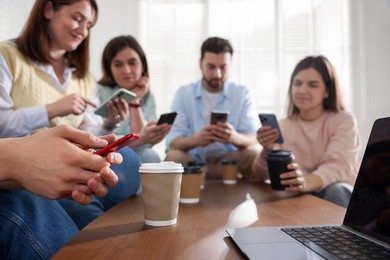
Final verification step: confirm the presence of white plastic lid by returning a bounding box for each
[139,161,184,173]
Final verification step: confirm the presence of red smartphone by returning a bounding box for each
[95,133,140,156]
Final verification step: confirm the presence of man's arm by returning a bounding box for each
[210,121,257,149]
[169,125,215,151]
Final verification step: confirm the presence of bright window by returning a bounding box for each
[138,0,351,118]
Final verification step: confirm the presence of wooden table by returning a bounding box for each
[53,181,346,259]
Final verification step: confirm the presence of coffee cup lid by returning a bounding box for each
[266,149,295,160]
[221,159,237,165]
[139,161,184,173]
[183,166,202,174]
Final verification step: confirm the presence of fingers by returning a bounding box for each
[87,176,108,197]
[72,190,93,205]
[84,97,98,108]
[55,125,108,149]
[87,166,118,197]
[99,166,119,187]
[105,152,123,165]
[257,126,279,147]
[280,168,305,192]
[107,98,129,121]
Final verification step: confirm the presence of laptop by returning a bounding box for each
[227,117,390,260]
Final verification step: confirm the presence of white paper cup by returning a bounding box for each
[139,162,183,226]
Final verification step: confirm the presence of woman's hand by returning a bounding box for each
[129,76,149,101]
[280,163,323,193]
[256,126,280,150]
[137,121,172,146]
[102,97,130,131]
[46,93,97,119]
[279,163,306,192]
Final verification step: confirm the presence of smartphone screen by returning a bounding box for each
[157,112,178,125]
[259,113,284,144]
[210,110,229,125]
[95,133,140,156]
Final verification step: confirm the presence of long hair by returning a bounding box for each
[14,0,98,78]
[98,35,149,87]
[287,55,345,117]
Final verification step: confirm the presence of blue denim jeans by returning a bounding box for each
[0,147,141,259]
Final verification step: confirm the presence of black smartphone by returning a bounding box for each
[95,133,140,156]
[259,113,284,144]
[157,112,178,125]
[210,110,229,125]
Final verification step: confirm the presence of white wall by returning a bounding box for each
[2,0,390,156]
[350,0,390,150]
[90,0,139,79]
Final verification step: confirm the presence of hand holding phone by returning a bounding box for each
[259,113,284,144]
[157,112,178,125]
[95,133,139,156]
[95,89,137,118]
[210,110,229,125]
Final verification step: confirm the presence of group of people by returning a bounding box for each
[0,0,361,259]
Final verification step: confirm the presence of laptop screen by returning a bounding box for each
[344,117,390,244]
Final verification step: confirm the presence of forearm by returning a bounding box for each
[252,149,269,180]
[129,104,145,133]
[0,138,20,184]
[304,174,323,192]
[170,135,199,151]
[0,106,48,137]
[232,133,257,149]
[0,181,22,190]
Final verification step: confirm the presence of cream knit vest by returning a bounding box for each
[0,41,95,133]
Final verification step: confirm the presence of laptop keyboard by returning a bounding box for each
[281,226,390,259]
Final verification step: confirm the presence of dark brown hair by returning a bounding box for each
[98,35,149,87]
[287,55,345,117]
[200,37,234,60]
[15,0,98,78]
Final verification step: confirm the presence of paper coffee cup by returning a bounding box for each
[180,166,202,204]
[187,161,207,189]
[139,161,183,226]
[266,150,295,190]
[222,160,238,185]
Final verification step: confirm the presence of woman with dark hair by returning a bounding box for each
[0,1,140,258]
[252,55,361,207]
[98,35,171,162]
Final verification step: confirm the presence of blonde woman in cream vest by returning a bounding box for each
[0,0,140,235]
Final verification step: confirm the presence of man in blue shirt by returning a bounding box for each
[165,37,259,178]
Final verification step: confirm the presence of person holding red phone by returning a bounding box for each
[0,1,140,258]
[0,125,125,259]
[98,35,172,163]
[252,56,361,207]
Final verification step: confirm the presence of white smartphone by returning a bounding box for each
[95,89,137,118]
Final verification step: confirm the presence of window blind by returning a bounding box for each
[139,0,351,117]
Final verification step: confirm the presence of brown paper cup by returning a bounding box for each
[140,162,183,226]
[180,172,202,204]
[222,160,238,185]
